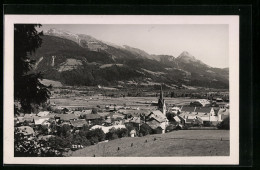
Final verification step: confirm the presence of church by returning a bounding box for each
[158,85,167,115]
[146,85,169,133]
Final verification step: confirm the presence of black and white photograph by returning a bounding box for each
[4,15,239,165]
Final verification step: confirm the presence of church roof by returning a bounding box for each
[148,110,167,123]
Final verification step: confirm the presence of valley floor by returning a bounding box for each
[66,130,229,157]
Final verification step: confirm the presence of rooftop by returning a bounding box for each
[181,106,196,112]
[85,114,101,120]
[70,119,88,128]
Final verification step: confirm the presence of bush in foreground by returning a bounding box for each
[217,116,230,130]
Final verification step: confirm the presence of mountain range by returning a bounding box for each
[30,28,229,89]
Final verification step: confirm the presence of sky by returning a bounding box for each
[39,24,229,68]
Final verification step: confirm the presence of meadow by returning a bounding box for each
[66,130,229,157]
[50,96,198,109]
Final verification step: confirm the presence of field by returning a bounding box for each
[50,96,198,109]
[66,130,229,157]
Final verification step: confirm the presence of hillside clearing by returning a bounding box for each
[66,130,229,157]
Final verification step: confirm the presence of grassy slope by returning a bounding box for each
[67,130,229,157]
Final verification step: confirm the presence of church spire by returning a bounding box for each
[160,84,163,100]
[158,84,166,115]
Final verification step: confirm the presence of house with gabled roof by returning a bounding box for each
[146,110,168,133]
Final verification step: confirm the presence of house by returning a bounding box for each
[180,106,196,119]
[196,107,215,116]
[130,129,137,137]
[110,112,125,119]
[84,114,101,124]
[146,120,161,130]
[37,111,50,117]
[33,117,50,126]
[146,110,169,133]
[16,126,35,139]
[23,114,36,123]
[70,119,88,130]
[196,99,210,107]
[128,117,141,124]
[55,114,78,123]
[85,114,101,120]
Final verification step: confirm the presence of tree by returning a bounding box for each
[217,116,230,130]
[14,24,51,113]
[91,108,98,114]
[170,91,175,98]
[57,124,71,137]
[139,124,153,136]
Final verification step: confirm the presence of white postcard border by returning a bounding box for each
[4,15,239,165]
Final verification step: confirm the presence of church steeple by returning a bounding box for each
[160,85,163,100]
[158,84,166,115]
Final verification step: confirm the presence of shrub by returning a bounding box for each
[139,124,153,136]
[39,125,49,135]
[86,128,105,143]
[166,124,175,132]
[91,108,98,114]
[152,127,163,134]
[166,112,175,122]
[57,124,71,137]
[217,116,230,130]
[203,121,213,127]
[116,128,128,138]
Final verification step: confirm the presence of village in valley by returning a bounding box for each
[13,24,230,157]
[14,84,230,157]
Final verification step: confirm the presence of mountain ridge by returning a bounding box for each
[31,29,229,89]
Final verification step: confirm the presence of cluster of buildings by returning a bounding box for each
[14,87,169,145]
[173,106,229,126]
[14,86,229,152]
